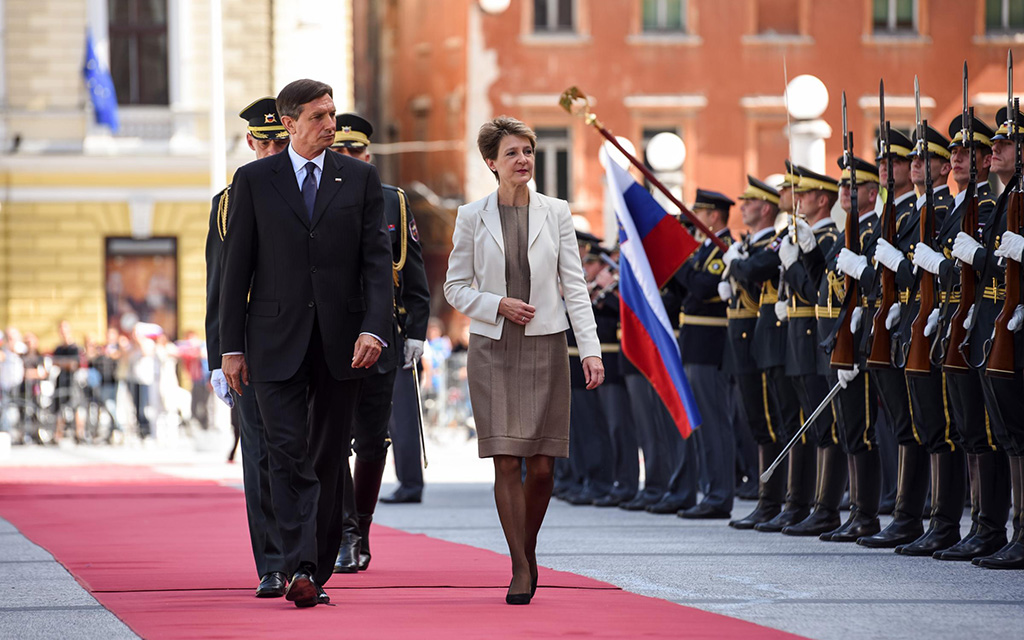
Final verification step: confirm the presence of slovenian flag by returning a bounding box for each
[605,161,701,437]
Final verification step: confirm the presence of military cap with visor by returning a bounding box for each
[333,113,374,148]
[876,129,914,161]
[992,106,1024,141]
[238,97,289,140]
[947,114,994,149]
[908,125,951,160]
[837,155,880,185]
[738,175,780,205]
[693,189,735,211]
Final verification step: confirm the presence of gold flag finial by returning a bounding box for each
[559,86,602,128]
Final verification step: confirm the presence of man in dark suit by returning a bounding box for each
[206,97,289,598]
[219,79,395,607]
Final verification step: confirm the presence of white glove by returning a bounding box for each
[851,307,863,333]
[995,231,1024,263]
[779,235,800,269]
[722,243,744,267]
[885,302,901,330]
[963,304,976,331]
[1009,304,1024,332]
[912,243,945,275]
[924,308,941,337]
[211,369,234,408]
[717,280,734,301]
[837,364,860,389]
[952,231,983,265]
[837,248,868,280]
[403,338,425,370]
[874,239,906,272]
[795,218,816,253]
[774,299,789,322]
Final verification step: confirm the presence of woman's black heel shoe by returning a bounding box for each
[506,579,533,605]
[531,575,538,597]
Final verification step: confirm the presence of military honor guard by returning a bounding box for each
[951,106,1024,569]
[721,177,801,529]
[776,166,848,536]
[328,114,431,573]
[671,189,736,519]
[205,98,289,598]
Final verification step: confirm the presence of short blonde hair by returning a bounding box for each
[477,116,537,182]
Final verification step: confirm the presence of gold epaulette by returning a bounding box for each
[217,187,231,241]
[759,280,779,306]
[679,313,729,327]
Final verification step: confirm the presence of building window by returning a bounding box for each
[872,0,917,34]
[642,0,686,32]
[757,0,799,35]
[986,0,1024,32]
[534,128,572,202]
[533,0,575,33]
[108,0,169,105]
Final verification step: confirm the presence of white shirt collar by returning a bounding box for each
[915,184,949,210]
[811,217,833,231]
[894,190,916,206]
[858,211,875,224]
[287,144,326,186]
[954,189,967,210]
[749,226,774,244]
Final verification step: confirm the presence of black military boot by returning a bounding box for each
[354,456,387,571]
[784,445,847,536]
[730,442,785,530]
[827,450,881,543]
[756,440,815,532]
[935,451,1010,561]
[334,466,361,574]
[975,456,1024,570]
[858,444,928,548]
[897,450,966,556]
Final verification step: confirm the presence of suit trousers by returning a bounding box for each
[253,316,360,586]
[388,365,424,493]
[792,373,839,449]
[685,363,735,511]
[569,386,614,497]
[232,384,285,578]
[979,371,1024,457]
[596,380,640,498]
[827,369,878,455]
[353,367,397,461]
[624,373,671,500]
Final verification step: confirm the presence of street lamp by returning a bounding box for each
[599,136,637,171]
[478,0,511,14]
[784,74,832,173]
[645,132,686,216]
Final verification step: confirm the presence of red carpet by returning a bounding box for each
[0,465,808,639]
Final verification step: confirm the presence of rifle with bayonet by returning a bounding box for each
[942,63,978,372]
[905,76,938,377]
[867,79,898,368]
[830,91,860,370]
[985,94,1023,378]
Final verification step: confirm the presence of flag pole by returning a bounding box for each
[208,0,226,197]
[559,87,729,252]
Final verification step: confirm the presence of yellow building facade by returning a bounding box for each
[0,0,353,348]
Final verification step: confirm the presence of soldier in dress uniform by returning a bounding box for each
[205,97,289,598]
[776,166,847,536]
[853,126,954,549]
[811,155,882,542]
[949,107,1024,568]
[665,189,735,519]
[722,177,802,529]
[329,114,431,573]
[898,114,997,556]
[585,240,641,507]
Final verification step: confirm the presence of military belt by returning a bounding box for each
[600,343,621,353]
[939,290,960,304]
[816,305,841,319]
[787,306,817,318]
[727,308,758,320]
[984,285,1006,302]
[679,313,729,327]
[898,289,921,304]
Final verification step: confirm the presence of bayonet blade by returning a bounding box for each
[842,91,849,156]
[879,79,886,141]
[1009,50,1014,126]
[914,75,922,129]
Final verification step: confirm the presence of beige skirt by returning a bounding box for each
[467,328,570,458]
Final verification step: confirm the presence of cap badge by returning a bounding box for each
[264,113,276,124]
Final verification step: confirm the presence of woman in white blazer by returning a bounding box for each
[445,117,603,605]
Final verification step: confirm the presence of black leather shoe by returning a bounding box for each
[827,512,880,543]
[934,530,1008,561]
[285,570,319,608]
[782,510,841,537]
[729,502,781,530]
[316,585,331,605]
[334,532,361,573]
[754,507,811,533]
[856,516,924,548]
[565,490,596,506]
[895,523,961,556]
[255,572,287,598]
[646,497,693,514]
[592,494,624,507]
[677,503,731,519]
[379,487,422,504]
[618,494,655,511]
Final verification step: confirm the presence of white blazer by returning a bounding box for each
[444,190,601,360]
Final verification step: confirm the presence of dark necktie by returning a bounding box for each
[302,161,317,221]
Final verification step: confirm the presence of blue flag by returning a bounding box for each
[83,33,119,132]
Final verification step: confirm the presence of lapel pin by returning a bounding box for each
[335,177,343,182]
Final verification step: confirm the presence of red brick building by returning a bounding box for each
[354,0,1023,296]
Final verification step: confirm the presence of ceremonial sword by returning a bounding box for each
[760,380,843,483]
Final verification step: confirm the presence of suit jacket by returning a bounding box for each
[672,229,731,367]
[443,190,600,360]
[219,147,396,382]
[784,220,838,376]
[723,230,773,375]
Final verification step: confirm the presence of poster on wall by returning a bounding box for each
[105,237,178,340]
